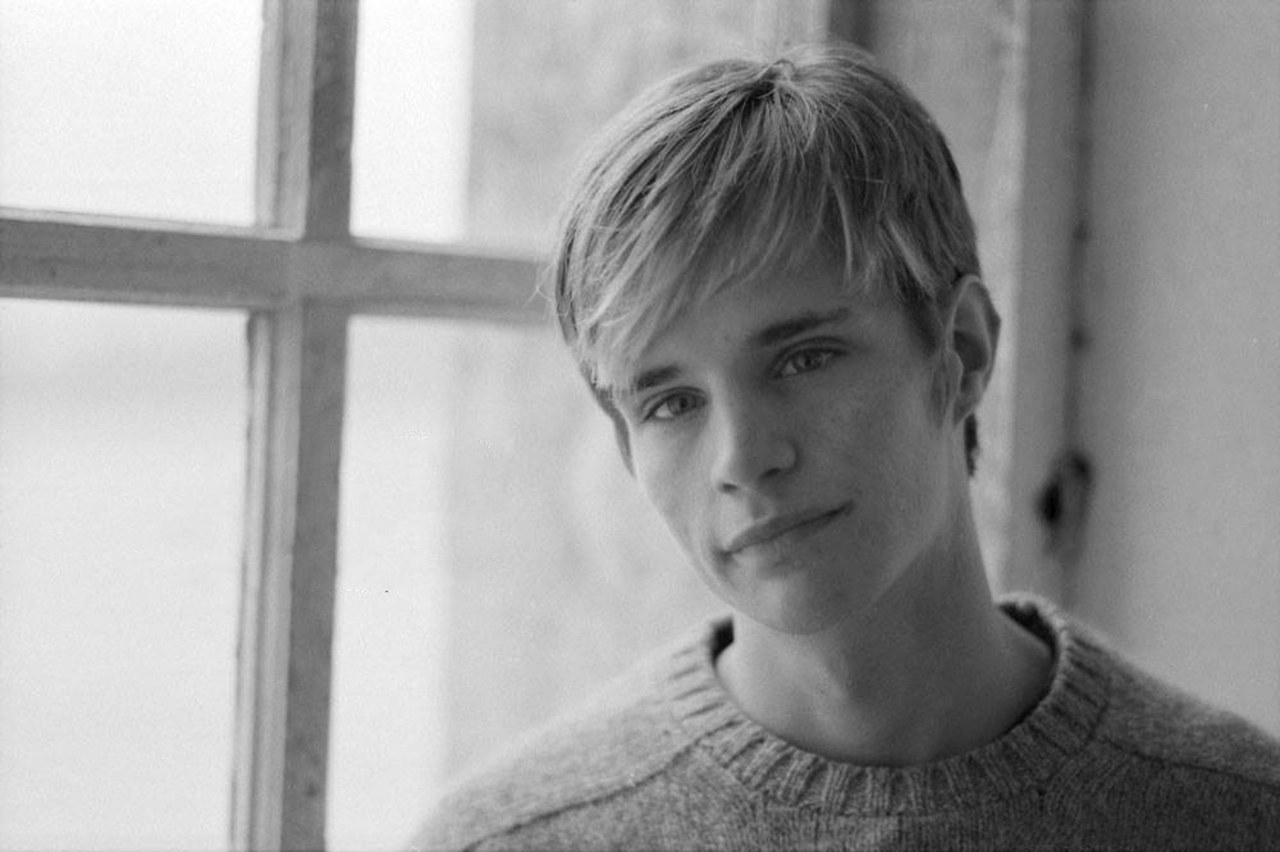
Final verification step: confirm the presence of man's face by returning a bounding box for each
[610,257,968,635]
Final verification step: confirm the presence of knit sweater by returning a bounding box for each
[411,596,1280,850]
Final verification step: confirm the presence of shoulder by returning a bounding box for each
[408,625,716,851]
[1001,593,1280,793]
[1074,642,1280,845]
[1092,643,1280,792]
[1004,596,1280,845]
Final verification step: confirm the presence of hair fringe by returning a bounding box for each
[552,43,980,389]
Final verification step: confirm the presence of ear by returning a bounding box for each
[942,275,1000,422]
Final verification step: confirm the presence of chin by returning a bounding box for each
[728,579,870,637]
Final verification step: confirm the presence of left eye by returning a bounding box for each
[776,348,837,378]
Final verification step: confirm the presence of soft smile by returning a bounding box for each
[722,504,851,556]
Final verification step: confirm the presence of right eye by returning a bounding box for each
[644,391,703,422]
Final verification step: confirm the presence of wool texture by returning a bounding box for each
[411,596,1280,850]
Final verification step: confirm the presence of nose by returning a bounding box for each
[708,396,797,493]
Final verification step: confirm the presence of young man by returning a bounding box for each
[414,45,1280,850]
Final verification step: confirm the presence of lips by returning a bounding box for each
[722,504,850,555]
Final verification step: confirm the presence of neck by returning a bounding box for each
[715,518,1051,766]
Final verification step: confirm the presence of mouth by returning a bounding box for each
[722,504,851,556]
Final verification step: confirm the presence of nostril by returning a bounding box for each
[711,431,797,491]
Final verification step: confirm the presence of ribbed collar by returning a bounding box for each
[660,594,1109,816]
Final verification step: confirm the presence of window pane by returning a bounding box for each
[350,0,474,243]
[329,317,720,850]
[0,0,259,225]
[0,300,247,850]
[350,0,822,249]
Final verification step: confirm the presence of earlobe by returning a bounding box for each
[945,275,1000,422]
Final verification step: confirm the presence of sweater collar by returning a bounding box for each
[662,594,1108,815]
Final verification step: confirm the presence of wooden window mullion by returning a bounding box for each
[232,1,359,849]
[257,0,359,239]
[233,303,348,852]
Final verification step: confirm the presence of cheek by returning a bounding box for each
[633,436,701,541]
[812,375,944,504]
[874,388,954,529]
[803,380,901,465]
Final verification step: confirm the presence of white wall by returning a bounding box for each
[1072,0,1280,734]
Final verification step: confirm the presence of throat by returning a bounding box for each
[714,602,1053,766]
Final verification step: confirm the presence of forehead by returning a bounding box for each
[601,257,896,393]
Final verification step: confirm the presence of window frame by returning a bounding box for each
[1,3,541,848]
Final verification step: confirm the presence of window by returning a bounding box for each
[0,1,829,848]
[0,0,259,224]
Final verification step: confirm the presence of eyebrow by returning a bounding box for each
[750,307,853,348]
[614,307,854,399]
[622,365,682,397]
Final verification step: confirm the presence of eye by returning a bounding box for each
[775,347,840,378]
[644,391,703,422]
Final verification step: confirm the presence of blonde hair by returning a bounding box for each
[551,43,988,469]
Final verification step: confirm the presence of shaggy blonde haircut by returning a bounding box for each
[551,43,989,472]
